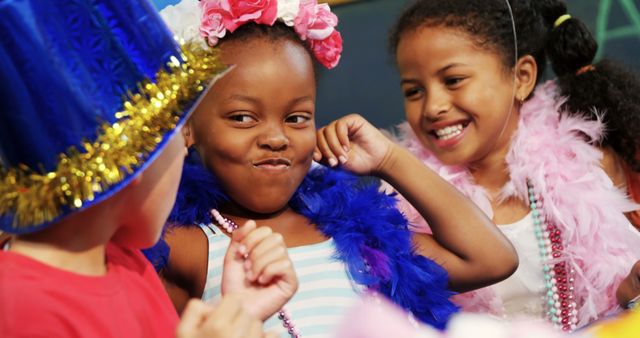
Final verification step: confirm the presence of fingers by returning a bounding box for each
[315,117,354,167]
[249,245,289,283]
[240,225,278,257]
[316,126,337,166]
[322,121,350,164]
[204,295,251,338]
[231,220,258,255]
[335,118,352,153]
[178,297,269,338]
[209,294,244,324]
[244,229,289,283]
[258,259,297,288]
[176,299,214,338]
[226,308,253,338]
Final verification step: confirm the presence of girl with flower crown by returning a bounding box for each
[145,0,520,336]
[318,0,640,332]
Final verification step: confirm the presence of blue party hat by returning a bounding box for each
[0,0,225,233]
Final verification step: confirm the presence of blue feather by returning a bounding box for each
[144,161,458,329]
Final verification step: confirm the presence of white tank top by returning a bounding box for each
[494,212,547,319]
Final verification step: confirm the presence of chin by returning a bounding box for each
[430,149,472,167]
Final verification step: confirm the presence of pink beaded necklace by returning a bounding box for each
[527,181,577,332]
[211,209,301,338]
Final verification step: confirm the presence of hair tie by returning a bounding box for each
[576,64,596,75]
[554,14,572,28]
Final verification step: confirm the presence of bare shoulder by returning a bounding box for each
[599,146,627,188]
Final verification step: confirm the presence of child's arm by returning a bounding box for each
[315,114,518,292]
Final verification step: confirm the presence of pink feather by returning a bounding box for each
[392,81,640,327]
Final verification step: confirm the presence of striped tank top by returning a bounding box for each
[198,223,362,338]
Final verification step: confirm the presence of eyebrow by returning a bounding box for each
[226,94,259,104]
[225,94,314,105]
[437,63,468,75]
[290,95,314,104]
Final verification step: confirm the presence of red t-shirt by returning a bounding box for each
[0,242,179,337]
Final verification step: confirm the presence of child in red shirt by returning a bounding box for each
[0,1,295,337]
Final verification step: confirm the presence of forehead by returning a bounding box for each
[205,38,316,100]
[222,38,314,78]
[396,25,510,72]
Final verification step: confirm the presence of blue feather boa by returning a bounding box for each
[144,162,458,329]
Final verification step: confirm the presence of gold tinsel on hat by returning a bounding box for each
[0,42,226,230]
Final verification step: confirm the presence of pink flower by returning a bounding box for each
[293,0,316,40]
[198,0,343,69]
[200,1,229,44]
[310,29,342,69]
[229,0,278,31]
[200,0,278,45]
[306,3,338,40]
[294,1,337,41]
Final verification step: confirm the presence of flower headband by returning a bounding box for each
[199,0,343,69]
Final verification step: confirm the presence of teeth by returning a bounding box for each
[434,124,464,140]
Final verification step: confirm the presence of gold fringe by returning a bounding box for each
[0,42,226,230]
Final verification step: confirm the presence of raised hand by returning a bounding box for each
[314,113,397,175]
[221,220,298,321]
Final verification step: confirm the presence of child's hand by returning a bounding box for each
[221,220,298,321]
[314,114,396,175]
[617,260,640,306]
[176,297,274,338]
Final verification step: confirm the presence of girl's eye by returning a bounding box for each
[403,87,424,100]
[229,114,256,123]
[444,77,465,87]
[285,114,312,125]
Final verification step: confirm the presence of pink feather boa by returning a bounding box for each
[393,81,640,328]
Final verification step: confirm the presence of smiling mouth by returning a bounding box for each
[429,121,471,140]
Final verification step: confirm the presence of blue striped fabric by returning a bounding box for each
[198,224,361,338]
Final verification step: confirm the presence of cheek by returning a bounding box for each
[405,104,432,147]
[199,131,252,166]
[405,103,422,131]
[295,130,317,158]
[458,85,512,130]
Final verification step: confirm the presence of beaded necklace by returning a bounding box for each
[528,181,577,332]
[211,209,301,338]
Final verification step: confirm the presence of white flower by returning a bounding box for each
[277,0,301,26]
[159,0,203,44]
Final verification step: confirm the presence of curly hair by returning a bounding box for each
[390,0,640,171]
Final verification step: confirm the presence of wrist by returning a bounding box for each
[373,143,402,178]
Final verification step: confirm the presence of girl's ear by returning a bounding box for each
[182,121,195,148]
[514,55,538,101]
